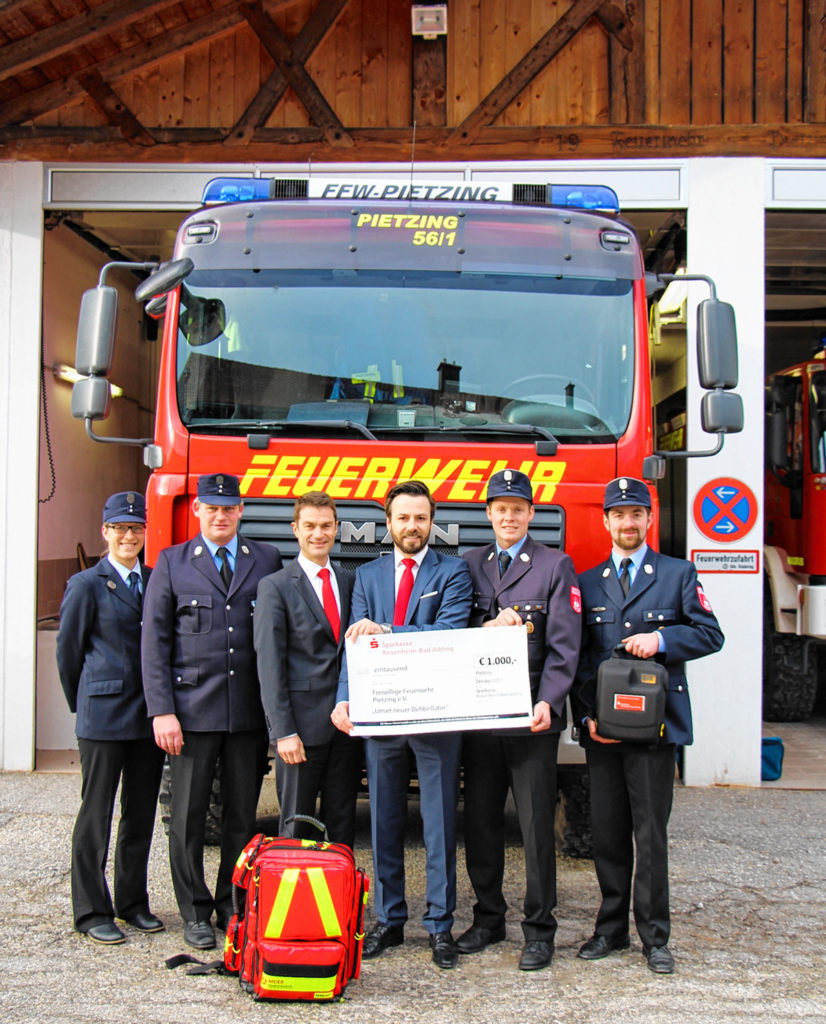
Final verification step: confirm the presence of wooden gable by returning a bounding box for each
[1,0,825,162]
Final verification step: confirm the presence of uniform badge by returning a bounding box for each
[106,579,117,590]
[570,585,582,614]
[520,552,530,562]
[644,564,654,575]
[525,619,534,634]
[194,545,203,555]
[487,551,495,561]
[697,585,713,613]
[241,545,250,555]
[602,567,611,578]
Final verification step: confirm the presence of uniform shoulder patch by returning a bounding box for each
[570,585,582,614]
[697,585,713,613]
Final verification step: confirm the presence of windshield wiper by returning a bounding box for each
[185,419,378,441]
[378,423,559,454]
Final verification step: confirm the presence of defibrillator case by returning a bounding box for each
[595,646,668,743]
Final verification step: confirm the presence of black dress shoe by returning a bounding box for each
[183,920,216,950]
[85,922,126,945]
[362,922,404,959]
[429,931,458,969]
[577,932,631,960]
[644,944,674,974]
[518,940,553,971]
[124,911,164,933]
[456,923,507,954]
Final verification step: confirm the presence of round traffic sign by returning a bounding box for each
[692,477,758,543]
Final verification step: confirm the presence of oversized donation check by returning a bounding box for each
[346,626,532,736]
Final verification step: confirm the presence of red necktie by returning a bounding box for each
[318,567,340,641]
[394,558,416,626]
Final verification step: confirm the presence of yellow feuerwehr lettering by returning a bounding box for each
[398,458,462,497]
[353,458,401,500]
[447,459,495,501]
[326,458,367,499]
[262,455,307,497]
[240,454,277,496]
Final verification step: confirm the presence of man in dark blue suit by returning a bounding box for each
[574,477,724,974]
[142,473,282,951]
[254,491,362,847]
[57,492,164,945]
[332,480,472,969]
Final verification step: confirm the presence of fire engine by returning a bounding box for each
[764,347,826,720]
[72,175,743,853]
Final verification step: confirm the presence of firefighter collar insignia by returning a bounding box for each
[520,552,530,562]
[602,567,611,578]
[487,551,495,561]
[106,579,117,590]
[241,545,250,555]
[194,545,204,555]
[644,564,654,574]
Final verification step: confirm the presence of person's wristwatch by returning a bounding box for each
[380,623,393,634]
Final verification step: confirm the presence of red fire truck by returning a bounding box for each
[764,348,826,720]
[73,176,742,852]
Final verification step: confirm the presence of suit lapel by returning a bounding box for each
[291,562,334,638]
[97,560,140,613]
[625,548,658,604]
[229,538,255,597]
[404,548,438,625]
[598,558,626,607]
[333,565,350,649]
[496,537,533,593]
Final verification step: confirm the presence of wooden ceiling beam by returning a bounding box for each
[0,0,181,81]
[0,0,301,126]
[227,0,349,146]
[239,0,353,147]
[446,0,607,145]
[76,68,156,147]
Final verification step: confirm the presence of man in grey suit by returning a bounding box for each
[254,491,362,847]
[57,492,164,945]
[142,473,282,951]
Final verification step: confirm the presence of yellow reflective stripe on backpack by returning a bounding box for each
[265,868,300,937]
[306,867,342,937]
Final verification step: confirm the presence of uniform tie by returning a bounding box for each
[216,546,233,590]
[498,550,512,578]
[318,567,340,642]
[394,558,416,626]
[619,557,632,596]
[127,570,141,603]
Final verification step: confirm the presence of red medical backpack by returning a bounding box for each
[224,827,369,1002]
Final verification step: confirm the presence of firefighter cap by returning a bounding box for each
[102,491,146,524]
[603,476,652,510]
[486,468,533,504]
[197,473,243,506]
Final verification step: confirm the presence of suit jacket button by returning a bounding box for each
[229,670,235,676]
[624,622,631,629]
[228,626,234,632]
[595,616,601,623]
[229,648,234,654]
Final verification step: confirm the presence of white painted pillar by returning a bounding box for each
[0,163,44,770]
[682,158,764,786]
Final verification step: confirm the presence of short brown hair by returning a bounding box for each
[293,490,337,522]
[384,480,435,518]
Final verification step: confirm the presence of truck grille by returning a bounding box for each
[239,499,564,571]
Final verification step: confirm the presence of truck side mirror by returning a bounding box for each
[701,390,744,434]
[697,299,738,389]
[71,376,111,421]
[766,410,789,471]
[76,285,118,376]
[134,257,194,304]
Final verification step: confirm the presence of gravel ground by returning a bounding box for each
[1,772,824,1024]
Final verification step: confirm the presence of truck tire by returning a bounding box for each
[555,764,592,859]
[762,581,819,721]
[158,756,223,845]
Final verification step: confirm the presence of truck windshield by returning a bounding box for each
[175,269,634,443]
[810,371,826,472]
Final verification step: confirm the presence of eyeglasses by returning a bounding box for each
[105,524,146,535]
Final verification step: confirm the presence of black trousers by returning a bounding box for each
[72,737,164,931]
[463,730,561,943]
[277,731,363,848]
[167,729,267,924]
[585,741,676,948]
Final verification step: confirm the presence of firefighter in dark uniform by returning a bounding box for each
[573,477,724,974]
[57,492,164,945]
[141,473,282,951]
[457,469,582,972]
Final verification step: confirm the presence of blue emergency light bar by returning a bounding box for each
[201,176,620,214]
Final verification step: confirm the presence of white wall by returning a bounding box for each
[683,159,765,786]
[0,163,44,770]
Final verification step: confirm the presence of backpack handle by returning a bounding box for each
[283,814,329,841]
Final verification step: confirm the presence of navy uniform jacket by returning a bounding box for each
[141,534,282,733]
[254,561,353,747]
[574,548,724,747]
[57,560,152,742]
[337,547,472,703]
[463,535,581,734]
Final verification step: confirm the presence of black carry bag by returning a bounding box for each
[595,645,669,743]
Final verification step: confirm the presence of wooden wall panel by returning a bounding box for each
[786,0,804,123]
[385,0,411,126]
[755,0,788,123]
[643,0,661,124]
[659,0,691,122]
[723,0,753,124]
[806,0,826,123]
[158,53,185,128]
[280,0,311,127]
[360,0,387,128]
[207,36,233,128]
[692,0,723,123]
[334,0,362,126]
[501,0,532,126]
[182,39,210,126]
